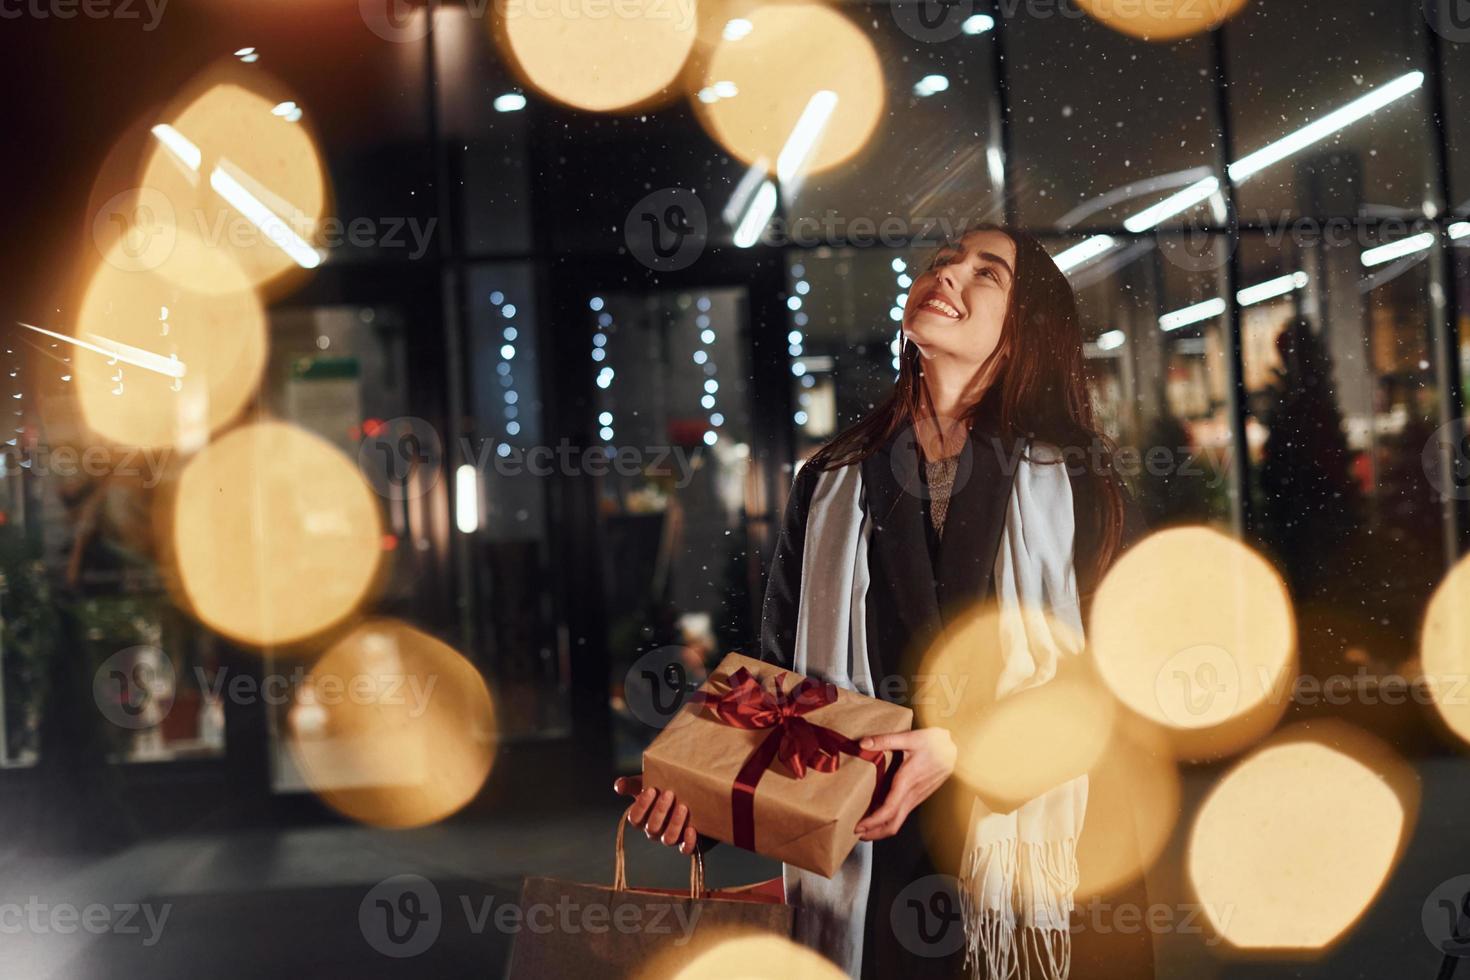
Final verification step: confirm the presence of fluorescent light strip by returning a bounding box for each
[455,464,479,533]
[1236,270,1308,306]
[149,124,203,172]
[1096,329,1126,351]
[1160,297,1227,332]
[1228,71,1424,183]
[1123,176,1219,233]
[1361,231,1436,267]
[17,321,186,379]
[1448,221,1469,240]
[209,166,322,269]
[734,181,777,248]
[776,90,838,185]
[1053,235,1116,273]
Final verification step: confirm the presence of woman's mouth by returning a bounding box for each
[918,296,962,319]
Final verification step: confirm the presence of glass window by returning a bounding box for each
[1006,4,1223,232]
[1224,0,1435,221]
[1239,228,1448,686]
[784,8,1004,244]
[595,287,758,769]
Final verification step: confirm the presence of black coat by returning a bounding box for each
[756,418,1153,979]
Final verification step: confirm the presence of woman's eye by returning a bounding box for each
[978,266,999,281]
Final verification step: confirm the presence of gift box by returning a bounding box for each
[642,652,913,877]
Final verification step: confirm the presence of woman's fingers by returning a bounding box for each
[644,788,677,837]
[855,768,911,836]
[859,729,920,753]
[660,802,690,846]
[678,825,698,855]
[612,775,643,799]
[626,785,657,825]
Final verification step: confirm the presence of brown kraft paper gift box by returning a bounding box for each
[642,652,913,878]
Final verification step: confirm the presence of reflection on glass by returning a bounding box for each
[596,288,756,769]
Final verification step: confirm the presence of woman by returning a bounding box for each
[615,224,1149,978]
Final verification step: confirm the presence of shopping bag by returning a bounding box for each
[505,807,795,979]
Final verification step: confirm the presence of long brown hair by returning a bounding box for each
[806,223,1126,588]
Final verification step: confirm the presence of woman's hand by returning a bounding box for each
[853,727,958,841]
[613,775,700,855]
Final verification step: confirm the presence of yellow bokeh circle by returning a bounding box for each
[170,420,383,647]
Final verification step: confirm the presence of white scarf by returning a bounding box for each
[781,442,1087,980]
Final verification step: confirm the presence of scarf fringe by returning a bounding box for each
[960,836,1079,980]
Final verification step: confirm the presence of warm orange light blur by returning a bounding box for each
[641,932,845,980]
[1186,722,1417,950]
[498,0,698,112]
[1075,720,1181,901]
[1074,0,1249,40]
[170,420,383,646]
[72,231,266,452]
[691,2,884,178]
[1089,526,1296,760]
[134,68,328,291]
[1420,553,1470,747]
[290,618,497,829]
[916,604,1114,812]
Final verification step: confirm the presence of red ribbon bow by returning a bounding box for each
[691,666,892,852]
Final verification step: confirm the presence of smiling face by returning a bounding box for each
[901,228,1018,372]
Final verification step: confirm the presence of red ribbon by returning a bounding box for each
[690,667,893,851]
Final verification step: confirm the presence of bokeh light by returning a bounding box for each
[1075,720,1181,901]
[133,67,329,292]
[1420,552,1470,747]
[290,618,497,829]
[915,604,1115,812]
[1187,722,1417,950]
[1089,526,1296,760]
[169,420,383,647]
[691,2,884,178]
[73,231,266,452]
[1074,0,1249,40]
[498,0,698,112]
[636,931,845,980]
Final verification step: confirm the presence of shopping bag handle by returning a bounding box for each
[613,806,705,899]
